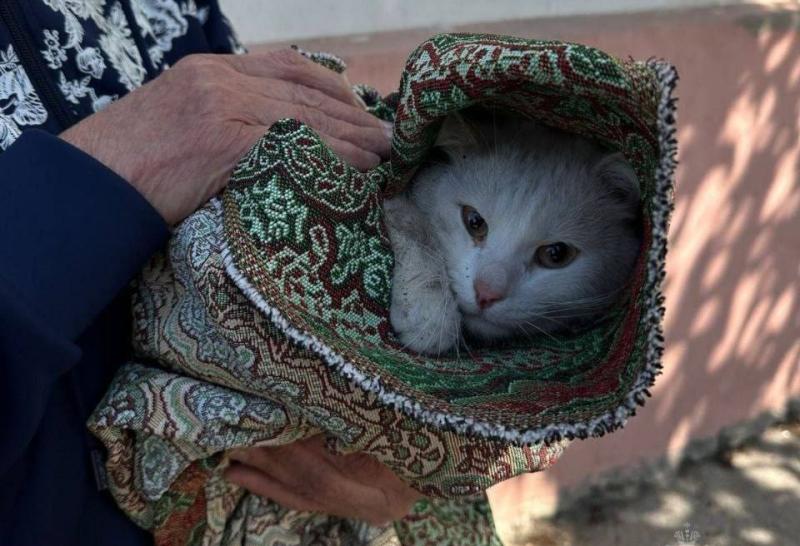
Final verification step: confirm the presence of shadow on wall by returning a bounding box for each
[487,5,800,529]
[253,2,800,530]
[655,8,800,464]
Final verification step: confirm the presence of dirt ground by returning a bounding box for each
[508,421,800,546]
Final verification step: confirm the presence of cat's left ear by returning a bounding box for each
[593,152,641,209]
[433,112,481,160]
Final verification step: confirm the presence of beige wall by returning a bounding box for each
[220,0,761,43]
[486,6,800,525]
[246,2,800,530]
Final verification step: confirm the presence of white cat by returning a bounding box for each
[384,109,642,356]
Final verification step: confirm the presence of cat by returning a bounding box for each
[383,108,642,356]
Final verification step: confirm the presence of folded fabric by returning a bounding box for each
[89,33,677,546]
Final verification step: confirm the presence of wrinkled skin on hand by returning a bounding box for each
[61,49,392,224]
[224,436,423,527]
[64,50,403,522]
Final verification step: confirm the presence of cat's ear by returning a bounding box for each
[593,152,641,210]
[433,112,480,160]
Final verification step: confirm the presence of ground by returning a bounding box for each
[509,421,800,546]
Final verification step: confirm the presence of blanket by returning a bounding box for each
[88,33,677,545]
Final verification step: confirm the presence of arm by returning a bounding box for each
[0,47,392,500]
[0,130,168,473]
[226,436,422,526]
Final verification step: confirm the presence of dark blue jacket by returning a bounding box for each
[0,2,240,544]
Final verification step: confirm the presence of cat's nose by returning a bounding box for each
[474,280,504,310]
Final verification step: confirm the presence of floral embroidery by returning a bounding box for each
[40,0,146,113]
[42,29,67,69]
[132,0,207,69]
[98,2,146,90]
[75,46,105,78]
[0,0,232,151]
[0,45,48,150]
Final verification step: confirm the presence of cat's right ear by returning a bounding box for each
[593,152,641,210]
[433,112,480,161]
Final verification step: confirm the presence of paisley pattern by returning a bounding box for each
[92,202,554,544]
[89,33,676,545]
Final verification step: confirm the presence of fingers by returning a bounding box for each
[210,50,392,171]
[316,131,381,171]
[238,118,380,172]
[237,94,384,171]
[224,49,363,110]
[226,445,389,525]
[224,439,420,525]
[284,100,390,161]
[224,462,325,513]
[239,74,392,150]
[260,97,389,161]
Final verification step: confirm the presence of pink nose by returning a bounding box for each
[474,280,504,310]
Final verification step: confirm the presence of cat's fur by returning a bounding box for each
[384,109,642,356]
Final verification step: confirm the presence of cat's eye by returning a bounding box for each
[461,205,488,241]
[534,242,578,268]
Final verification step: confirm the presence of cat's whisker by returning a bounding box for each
[413,246,447,266]
[525,314,570,329]
[541,302,619,316]
[541,309,608,319]
[453,323,475,365]
[442,305,454,357]
[454,329,464,364]
[541,301,608,314]
[517,320,560,343]
[533,290,623,306]
[451,324,460,362]
[460,332,479,361]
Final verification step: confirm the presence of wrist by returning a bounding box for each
[60,121,166,223]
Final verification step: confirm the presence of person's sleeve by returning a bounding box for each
[200,0,247,54]
[0,130,170,473]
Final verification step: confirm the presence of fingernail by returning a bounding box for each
[367,152,381,170]
[381,120,394,142]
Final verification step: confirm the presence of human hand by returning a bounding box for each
[60,50,392,225]
[223,436,422,526]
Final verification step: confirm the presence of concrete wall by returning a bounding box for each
[238,1,800,536]
[219,0,756,43]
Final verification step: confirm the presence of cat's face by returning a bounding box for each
[408,112,642,343]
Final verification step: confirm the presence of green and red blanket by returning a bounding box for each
[88,33,677,545]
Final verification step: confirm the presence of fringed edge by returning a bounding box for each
[218,61,679,446]
[290,45,347,74]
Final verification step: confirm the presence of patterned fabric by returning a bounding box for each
[40,0,148,109]
[0,0,236,151]
[131,0,210,69]
[0,44,49,149]
[221,33,676,443]
[89,33,677,545]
